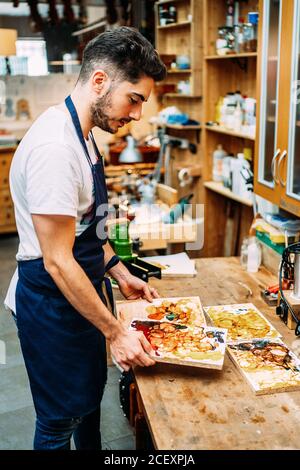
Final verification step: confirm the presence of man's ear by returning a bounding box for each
[91,69,111,95]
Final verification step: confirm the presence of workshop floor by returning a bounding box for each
[0,235,135,450]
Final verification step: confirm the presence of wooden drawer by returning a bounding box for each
[0,153,13,188]
[0,188,13,207]
[0,206,15,226]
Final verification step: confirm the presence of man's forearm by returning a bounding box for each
[45,255,123,340]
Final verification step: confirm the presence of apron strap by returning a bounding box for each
[89,131,103,162]
[105,255,120,272]
[104,277,115,317]
[65,95,93,169]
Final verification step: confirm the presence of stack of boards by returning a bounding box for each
[205,303,300,395]
[117,297,300,395]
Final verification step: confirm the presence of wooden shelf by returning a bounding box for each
[164,93,202,98]
[166,124,201,130]
[167,68,191,74]
[157,0,184,4]
[204,181,253,207]
[157,20,191,30]
[0,145,17,151]
[204,125,256,140]
[205,52,257,60]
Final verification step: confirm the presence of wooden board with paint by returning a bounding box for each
[227,339,300,395]
[130,319,227,370]
[204,303,281,344]
[116,296,207,328]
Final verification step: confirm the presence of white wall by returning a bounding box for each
[1,72,159,147]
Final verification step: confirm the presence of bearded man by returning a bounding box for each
[5,27,166,450]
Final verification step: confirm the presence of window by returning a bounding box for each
[16,39,48,76]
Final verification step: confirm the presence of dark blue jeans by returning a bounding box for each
[34,406,102,450]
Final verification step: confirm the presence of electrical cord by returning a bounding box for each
[278,242,300,335]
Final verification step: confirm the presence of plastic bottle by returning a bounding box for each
[233,102,243,132]
[247,237,261,273]
[240,237,249,270]
[243,147,253,162]
[226,103,236,129]
[213,145,227,182]
[220,97,229,127]
[215,96,224,124]
[222,156,233,189]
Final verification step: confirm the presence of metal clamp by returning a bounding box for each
[278,150,287,187]
[271,148,281,184]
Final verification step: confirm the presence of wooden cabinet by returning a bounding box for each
[155,0,203,100]
[154,0,203,204]
[0,147,16,234]
[202,0,258,257]
[254,0,300,216]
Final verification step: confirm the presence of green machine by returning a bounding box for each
[109,212,161,282]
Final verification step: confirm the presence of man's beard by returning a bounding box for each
[90,91,120,134]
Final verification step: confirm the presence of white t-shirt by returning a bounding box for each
[4,105,100,313]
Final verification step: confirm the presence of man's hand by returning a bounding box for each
[110,327,156,371]
[118,273,159,302]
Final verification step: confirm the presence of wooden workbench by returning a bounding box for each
[117,257,300,450]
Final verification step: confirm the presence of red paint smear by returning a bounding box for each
[133,322,159,354]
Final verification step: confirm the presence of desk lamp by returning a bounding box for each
[119,135,143,163]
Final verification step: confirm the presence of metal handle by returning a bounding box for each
[278,150,287,187]
[271,148,281,184]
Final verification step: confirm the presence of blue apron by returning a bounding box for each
[15,96,116,420]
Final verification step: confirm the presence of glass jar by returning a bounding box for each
[216,26,235,55]
[242,23,255,52]
[169,6,177,24]
[234,24,244,53]
[248,12,259,51]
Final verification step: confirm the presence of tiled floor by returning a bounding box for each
[0,234,135,450]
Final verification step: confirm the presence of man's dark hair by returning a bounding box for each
[78,26,167,84]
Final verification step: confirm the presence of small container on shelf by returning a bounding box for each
[226,0,235,27]
[176,55,191,70]
[216,26,235,55]
[177,80,191,95]
[222,155,233,189]
[213,144,228,182]
[169,5,177,24]
[233,24,244,53]
[248,11,259,52]
[242,23,255,52]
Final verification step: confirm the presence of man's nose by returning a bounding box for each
[129,104,142,121]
